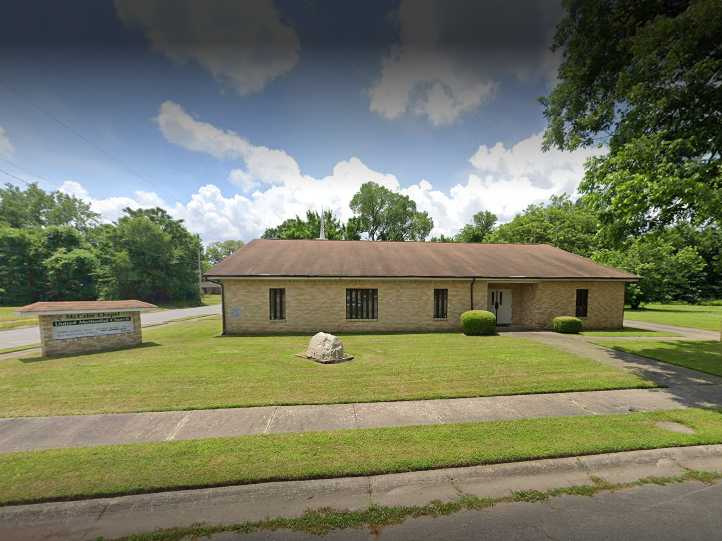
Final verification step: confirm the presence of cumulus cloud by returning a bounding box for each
[63,104,600,242]
[370,0,562,125]
[115,0,299,95]
[0,126,15,157]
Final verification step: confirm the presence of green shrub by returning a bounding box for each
[460,310,497,336]
[552,316,583,334]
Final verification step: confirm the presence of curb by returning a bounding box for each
[2,444,722,541]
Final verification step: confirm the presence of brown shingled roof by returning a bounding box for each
[18,300,158,314]
[205,239,637,280]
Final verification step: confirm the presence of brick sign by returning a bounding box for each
[51,312,134,340]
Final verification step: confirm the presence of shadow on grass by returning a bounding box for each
[603,340,722,410]
[19,341,161,363]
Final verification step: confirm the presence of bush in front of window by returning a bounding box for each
[460,310,496,336]
[552,316,583,334]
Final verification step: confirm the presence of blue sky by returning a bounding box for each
[0,0,601,241]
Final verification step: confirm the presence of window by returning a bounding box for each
[575,289,588,318]
[269,288,285,320]
[434,288,448,319]
[346,288,378,319]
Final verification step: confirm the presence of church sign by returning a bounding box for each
[51,312,135,340]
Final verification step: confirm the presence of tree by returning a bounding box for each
[542,0,722,238]
[97,208,201,303]
[262,210,349,240]
[349,182,433,241]
[206,240,244,266]
[0,226,44,304]
[44,248,98,301]
[456,211,497,243]
[0,183,98,229]
[593,235,706,308]
[488,195,600,256]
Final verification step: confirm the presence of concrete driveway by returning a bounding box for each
[0,304,220,350]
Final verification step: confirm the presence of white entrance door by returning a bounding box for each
[488,289,512,325]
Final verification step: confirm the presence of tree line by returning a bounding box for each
[0,183,241,306]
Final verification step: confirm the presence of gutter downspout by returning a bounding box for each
[470,277,476,310]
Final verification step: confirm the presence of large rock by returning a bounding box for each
[304,332,351,363]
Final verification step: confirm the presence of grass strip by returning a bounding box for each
[111,469,722,540]
[2,408,722,506]
[596,340,722,377]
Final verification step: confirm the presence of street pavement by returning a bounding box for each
[0,304,220,350]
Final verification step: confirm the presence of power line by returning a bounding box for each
[0,82,159,188]
[0,166,33,186]
[0,157,55,189]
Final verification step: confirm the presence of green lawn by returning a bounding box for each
[625,303,722,332]
[1,408,720,506]
[597,340,722,377]
[581,327,678,337]
[0,317,652,417]
[0,306,37,330]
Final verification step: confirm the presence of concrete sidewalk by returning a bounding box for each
[2,444,721,541]
[622,319,719,340]
[4,387,719,453]
[0,304,221,350]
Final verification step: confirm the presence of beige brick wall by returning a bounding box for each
[221,278,625,334]
[223,278,480,334]
[39,312,142,356]
[522,281,625,329]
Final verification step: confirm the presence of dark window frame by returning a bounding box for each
[575,288,589,318]
[269,288,286,320]
[433,288,448,319]
[346,288,378,320]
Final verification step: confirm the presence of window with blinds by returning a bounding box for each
[269,288,285,320]
[575,288,589,317]
[346,288,378,319]
[433,288,448,319]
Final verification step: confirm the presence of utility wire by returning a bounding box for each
[0,157,56,188]
[0,82,158,188]
[0,166,33,186]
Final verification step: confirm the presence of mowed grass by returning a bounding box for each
[625,303,722,332]
[0,306,36,330]
[598,340,722,377]
[1,409,721,506]
[581,327,678,337]
[0,317,652,417]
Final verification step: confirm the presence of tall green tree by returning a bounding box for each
[205,240,244,266]
[97,208,201,303]
[593,234,707,307]
[456,211,497,243]
[349,182,433,241]
[488,195,601,256]
[0,183,98,229]
[262,210,350,240]
[542,0,722,238]
[0,226,44,304]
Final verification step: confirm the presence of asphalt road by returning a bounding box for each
[213,479,722,541]
[0,304,221,349]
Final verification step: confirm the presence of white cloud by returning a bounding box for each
[115,0,299,95]
[369,0,561,125]
[59,180,167,223]
[62,105,600,242]
[0,126,15,158]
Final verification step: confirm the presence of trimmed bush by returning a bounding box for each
[460,310,497,336]
[553,316,583,334]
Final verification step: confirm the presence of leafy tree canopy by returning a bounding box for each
[488,195,601,256]
[542,0,722,238]
[0,182,98,229]
[349,182,433,241]
[455,211,497,243]
[205,240,244,266]
[261,210,356,240]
